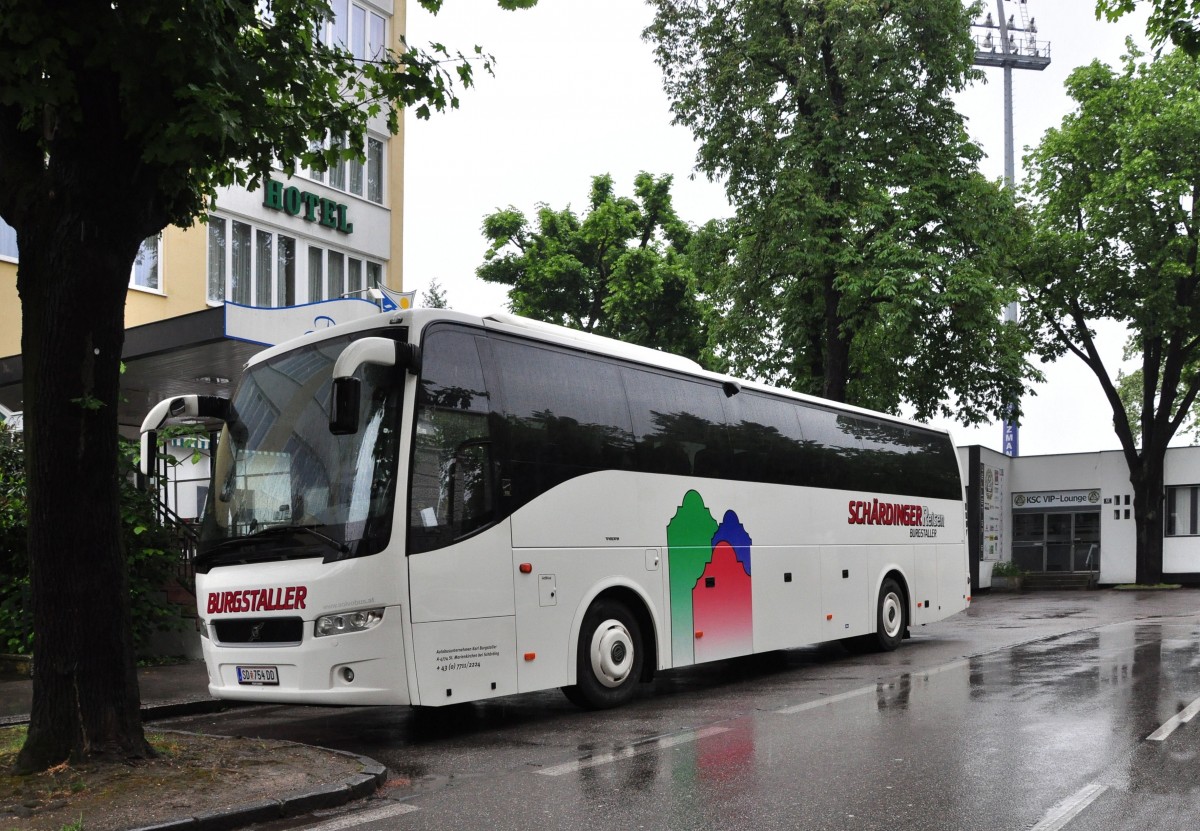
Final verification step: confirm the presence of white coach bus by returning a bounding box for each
[141,309,969,709]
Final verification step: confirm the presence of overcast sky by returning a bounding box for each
[402,0,1157,456]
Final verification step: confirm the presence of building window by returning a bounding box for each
[255,230,273,306]
[277,235,296,306]
[306,132,385,204]
[328,250,345,298]
[207,218,227,303]
[322,0,385,61]
[308,246,324,302]
[1166,485,1200,536]
[368,11,386,59]
[0,217,17,261]
[367,138,384,204]
[210,217,372,307]
[130,234,161,291]
[230,220,253,305]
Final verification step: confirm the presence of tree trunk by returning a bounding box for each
[14,203,151,772]
[820,269,850,402]
[1130,450,1166,586]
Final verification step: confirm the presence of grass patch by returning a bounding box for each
[0,726,25,756]
[1113,583,1183,591]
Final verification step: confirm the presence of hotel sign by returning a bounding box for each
[261,179,353,234]
[1012,489,1101,510]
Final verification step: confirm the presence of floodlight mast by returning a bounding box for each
[970,0,1050,456]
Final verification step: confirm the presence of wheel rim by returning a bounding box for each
[881,591,903,640]
[589,618,635,688]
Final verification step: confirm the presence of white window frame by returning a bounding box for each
[208,215,313,307]
[1166,485,1200,537]
[129,234,163,294]
[0,216,18,263]
[306,131,385,205]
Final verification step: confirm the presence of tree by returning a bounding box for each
[0,0,533,773]
[421,278,451,309]
[478,173,710,361]
[1098,0,1200,55]
[1019,46,1200,584]
[644,0,1036,422]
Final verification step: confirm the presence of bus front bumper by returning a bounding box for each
[200,605,410,706]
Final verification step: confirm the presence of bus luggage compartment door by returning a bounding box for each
[411,616,518,705]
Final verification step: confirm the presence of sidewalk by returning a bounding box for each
[0,659,221,724]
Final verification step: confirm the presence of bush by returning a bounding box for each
[0,430,30,654]
[0,429,186,656]
[992,559,1023,577]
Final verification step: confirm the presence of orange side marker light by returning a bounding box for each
[519,563,533,574]
[695,631,704,639]
[826,614,834,621]
[524,652,536,661]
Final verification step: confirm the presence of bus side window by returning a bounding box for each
[622,367,729,478]
[446,440,494,532]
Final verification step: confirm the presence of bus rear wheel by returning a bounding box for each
[562,599,644,709]
[869,577,906,652]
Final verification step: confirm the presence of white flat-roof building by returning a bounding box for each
[960,445,1200,588]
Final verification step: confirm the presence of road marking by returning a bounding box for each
[775,659,971,715]
[299,801,419,830]
[1147,695,1200,742]
[913,658,970,677]
[536,726,731,776]
[1030,783,1107,831]
[776,685,876,714]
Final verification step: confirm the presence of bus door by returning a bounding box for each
[405,327,517,704]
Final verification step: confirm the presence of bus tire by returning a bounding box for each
[564,598,644,709]
[871,577,906,652]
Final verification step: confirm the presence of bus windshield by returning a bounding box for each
[197,333,402,570]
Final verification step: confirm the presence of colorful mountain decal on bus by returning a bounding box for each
[666,490,753,666]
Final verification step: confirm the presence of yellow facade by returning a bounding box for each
[0,260,16,358]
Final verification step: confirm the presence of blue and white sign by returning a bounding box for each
[378,285,416,312]
[224,299,384,347]
[1002,420,1019,457]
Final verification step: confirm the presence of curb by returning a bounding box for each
[126,732,387,831]
[0,696,241,727]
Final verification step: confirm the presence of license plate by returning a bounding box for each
[236,665,279,686]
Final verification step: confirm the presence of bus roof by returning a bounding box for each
[241,307,954,440]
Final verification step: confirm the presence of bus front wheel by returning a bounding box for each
[563,599,644,709]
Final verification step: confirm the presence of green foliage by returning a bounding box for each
[478,173,710,361]
[644,0,1036,422]
[0,430,29,654]
[421,278,450,309]
[1021,46,1200,455]
[1097,0,1200,55]
[991,560,1023,577]
[0,430,187,657]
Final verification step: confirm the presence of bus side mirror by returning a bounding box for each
[138,394,232,476]
[329,336,418,435]
[329,377,362,435]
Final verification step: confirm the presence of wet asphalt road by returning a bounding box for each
[164,590,1200,831]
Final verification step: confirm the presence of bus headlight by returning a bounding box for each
[314,608,385,638]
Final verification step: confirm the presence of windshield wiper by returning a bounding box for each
[197,524,349,569]
[244,524,350,554]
